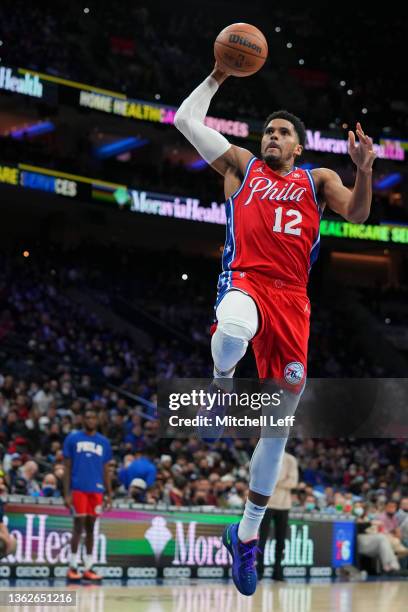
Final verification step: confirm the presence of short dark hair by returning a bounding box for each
[263,110,306,148]
[84,407,98,417]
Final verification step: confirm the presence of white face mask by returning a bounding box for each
[354,507,364,517]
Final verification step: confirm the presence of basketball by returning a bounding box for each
[214,23,268,77]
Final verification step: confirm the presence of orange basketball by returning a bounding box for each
[214,23,268,77]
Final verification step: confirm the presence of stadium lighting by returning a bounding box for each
[181,274,188,281]
[94,137,149,159]
[10,121,55,139]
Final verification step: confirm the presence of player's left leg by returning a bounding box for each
[68,491,87,580]
[224,286,309,595]
[242,288,309,538]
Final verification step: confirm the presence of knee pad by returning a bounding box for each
[215,290,258,342]
[218,318,256,342]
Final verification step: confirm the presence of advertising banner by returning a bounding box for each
[2,502,355,579]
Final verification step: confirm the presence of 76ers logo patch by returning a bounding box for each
[284,362,305,385]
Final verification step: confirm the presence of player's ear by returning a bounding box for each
[294,143,303,158]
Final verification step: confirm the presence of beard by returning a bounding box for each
[262,152,283,169]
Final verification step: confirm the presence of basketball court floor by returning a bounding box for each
[1,580,408,612]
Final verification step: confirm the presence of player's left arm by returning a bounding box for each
[315,122,376,223]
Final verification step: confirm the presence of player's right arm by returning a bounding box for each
[174,65,253,195]
[62,433,73,508]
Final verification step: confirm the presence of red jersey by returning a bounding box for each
[219,157,322,293]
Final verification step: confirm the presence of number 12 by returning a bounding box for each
[272,207,302,235]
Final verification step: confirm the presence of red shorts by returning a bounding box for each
[72,490,104,517]
[214,271,310,392]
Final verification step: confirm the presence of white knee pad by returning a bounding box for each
[216,290,258,340]
[212,290,259,376]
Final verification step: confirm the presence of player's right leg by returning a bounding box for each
[211,289,258,378]
[67,514,85,581]
[198,290,259,441]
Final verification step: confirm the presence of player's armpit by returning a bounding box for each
[211,145,254,178]
[224,165,242,200]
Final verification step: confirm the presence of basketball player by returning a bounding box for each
[63,407,112,581]
[174,63,376,596]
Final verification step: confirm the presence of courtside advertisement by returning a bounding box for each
[1,503,355,579]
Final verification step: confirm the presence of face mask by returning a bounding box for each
[306,502,315,511]
[353,507,364,517]
[386,511,395,517]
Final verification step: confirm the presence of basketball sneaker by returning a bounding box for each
[66,567,82,581]
[222,523,259,596]
[82,568,102,581]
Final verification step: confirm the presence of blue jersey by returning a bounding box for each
[63,431,112,493]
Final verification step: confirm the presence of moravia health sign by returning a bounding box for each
[2,502,355,579]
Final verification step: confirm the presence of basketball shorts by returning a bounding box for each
[213,270,311,392]
[72,490,104,517]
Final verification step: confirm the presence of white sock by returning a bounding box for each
[238,500,267,542]
[70,551,79,569]
[84,554,93,571]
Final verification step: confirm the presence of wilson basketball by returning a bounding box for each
[214,23,268,77]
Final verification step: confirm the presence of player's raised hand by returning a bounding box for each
[348,122,377,173]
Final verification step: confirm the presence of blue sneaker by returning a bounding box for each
[222,523,259,596]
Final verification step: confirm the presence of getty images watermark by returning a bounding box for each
[159,378,408,439]
[168,388,296,429]
[157,380,300,439]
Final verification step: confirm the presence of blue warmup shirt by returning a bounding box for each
[63,431,112,493]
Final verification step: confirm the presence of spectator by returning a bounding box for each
[53,463,65,496]
[258,452,299,581]
[6,453,22,491]
[356,502,402,575]
[377,501,408,558]
[118,449,157,490]
[20,460,40,496]
[397,497,408,546]
[40,473,60,498]
[129,478,147,503]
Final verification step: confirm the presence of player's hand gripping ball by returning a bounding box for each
[214,23,268,77]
